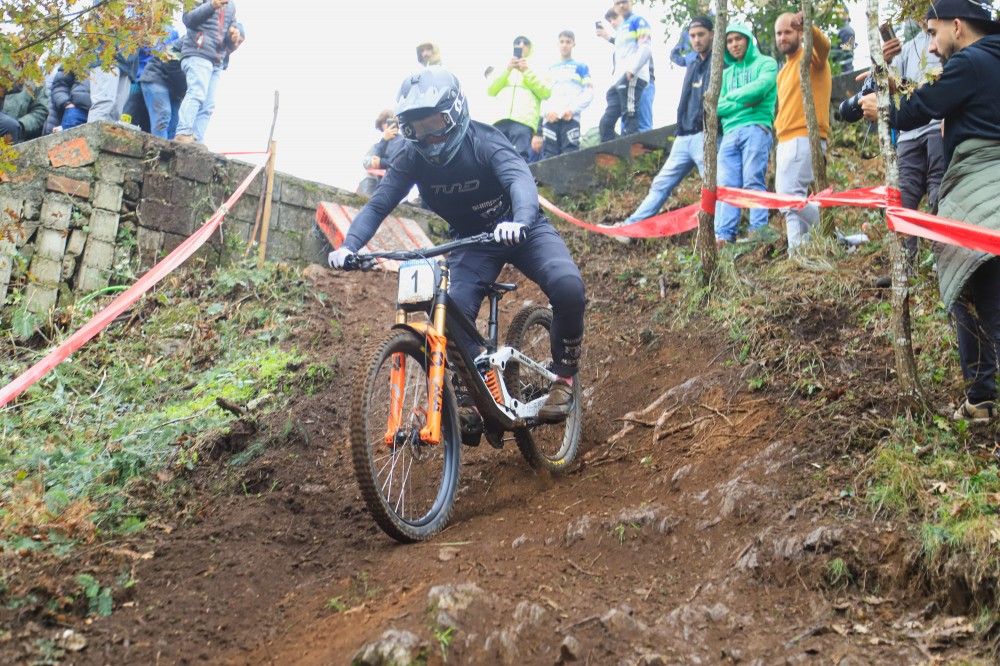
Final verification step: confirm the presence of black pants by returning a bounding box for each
[448,222,586,377]
[897,131,945,260]
[494,119,534,162]
[951,257,1000,404]
[542,119,581,157]
[0,113,21,143]
[599,75,646,142]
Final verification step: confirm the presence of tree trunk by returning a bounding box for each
[866,0,925,409]
[696,0,727,285]
[798,0,832,236]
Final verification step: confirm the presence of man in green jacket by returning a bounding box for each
[487,36,552,161]
[715,22,778,245]
[0,82,50,143]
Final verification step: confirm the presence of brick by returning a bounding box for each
[24,282,58,313]
[0,241,14,305]
[61,253,78,282]
[89,208,120,243]
[100,123,146,158]
[136,226,164,268]
[142,172,173,201]
[80,238,115,273]
[230,189,259,223]
[138,198,193,236]
[66,229,88,256]
[276,203,315,233]
[263,229,302,262]
[300,229,328,264]
[35,228,68,260]
[174,149,214,183]
[46,175,91,199]
[39,197,74,231]
[279,180,314,209]
[47,136,95,168]
[29,254,62,285]
[92,181,123,212]
[75,264,112,294]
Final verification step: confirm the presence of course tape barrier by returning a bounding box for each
[537,195,699,239]
[0,153,271,410]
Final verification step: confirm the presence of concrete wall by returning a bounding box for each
[0,122,437,313]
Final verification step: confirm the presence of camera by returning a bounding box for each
[878,22,896,42]
[836,74,877,123]
[595,20,603,29]
[513,46,523,58]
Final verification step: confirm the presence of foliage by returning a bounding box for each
[0,1,189,89]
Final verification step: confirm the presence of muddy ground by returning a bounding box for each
[3,234,990,665]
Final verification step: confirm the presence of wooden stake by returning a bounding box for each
[256,140,277,268]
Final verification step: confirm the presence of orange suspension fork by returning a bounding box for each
[418,328,448,445]
[383,352,406,446]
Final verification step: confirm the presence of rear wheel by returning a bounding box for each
[350,329,460,542]
[503,306,582,472]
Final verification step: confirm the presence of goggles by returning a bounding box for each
[399,93,464,143]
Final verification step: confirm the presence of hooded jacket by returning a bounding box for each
[486,46,552,133]
[2,83,49,141]
[416,42,442,66]
[50,70,91,112]
[890,34,1000,168]
[718,23,778,134]
[181,0,239,67]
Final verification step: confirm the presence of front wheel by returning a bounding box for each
[503,306,582,473]
[350,329,460,542]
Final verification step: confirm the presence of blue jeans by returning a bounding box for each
[142,82,179,139]
[61,106,88,129]
[177,57,221,141]
[638,81,655,132]
[715,124,773,242]
[626,132,704,223]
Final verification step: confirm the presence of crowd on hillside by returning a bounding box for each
[348,0,1000,426]
[0,0,244,148]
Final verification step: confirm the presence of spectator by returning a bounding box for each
[774,12,832,256]
[140,28,187,139]
[526,133,545,164]
[87,0,136,124]
[49,69,91,131]
[637,58,655,132]
[602,16,715,242]
[486,36,552,161]
[174,0,243,145]
[416,41,442,67]
[860,0,1000,422]
[359,109,406,195]
[542,30,594,157]
[0,81,50,143]
[832,11,856,71]
[597,0,652,142]
[715,23,778,245]
[875,20,945,286]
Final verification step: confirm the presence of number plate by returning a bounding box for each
[397,260,438,305]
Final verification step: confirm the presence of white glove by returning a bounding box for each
[493,222,526,246]
[328,246,354,269]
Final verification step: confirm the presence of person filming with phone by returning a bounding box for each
[859,0,1000,423]
[486,36,552,161]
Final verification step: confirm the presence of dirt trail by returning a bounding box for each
[64,253,968,665]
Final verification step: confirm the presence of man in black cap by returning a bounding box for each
[861,0,1000,422]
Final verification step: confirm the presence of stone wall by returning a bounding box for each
[0,122,437,314]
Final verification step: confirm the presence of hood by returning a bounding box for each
[416,41,442,66]
[723,22,760,65]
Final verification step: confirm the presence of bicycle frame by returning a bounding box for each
[348,234,556,446]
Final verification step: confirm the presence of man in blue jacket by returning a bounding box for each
[175,0,244,144]
[329,68,586,424]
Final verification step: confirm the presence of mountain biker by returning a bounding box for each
[328,67,586,426]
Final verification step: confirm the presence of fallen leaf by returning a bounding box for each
[438,546,460,562]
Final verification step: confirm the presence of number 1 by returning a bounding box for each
[412,271,419,292]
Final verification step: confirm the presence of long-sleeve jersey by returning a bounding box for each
[543,59,594,121]
[613,12,652,81]
[342,121,546,251]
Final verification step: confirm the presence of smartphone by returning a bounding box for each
[595,20,603,29]
[513,46,523,58]
[879,22,896,42]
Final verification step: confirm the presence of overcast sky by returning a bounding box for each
[202,1,870,192]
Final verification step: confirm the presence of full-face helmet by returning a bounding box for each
[394,67,470,166]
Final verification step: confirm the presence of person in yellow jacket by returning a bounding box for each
[486,35,552,161]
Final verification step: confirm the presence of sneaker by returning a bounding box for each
[716,237,728,249]
[953,399,997,423]
[597,221,637,245]
[174,133,196,145]
[458,406,484,446]
[538,379,574,423]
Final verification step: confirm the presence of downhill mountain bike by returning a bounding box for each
[343,232,583,542]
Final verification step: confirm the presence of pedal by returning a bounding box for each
[459,407,484,447]
[485,431,504,450]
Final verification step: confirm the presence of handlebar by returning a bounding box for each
[343,229,524,271]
